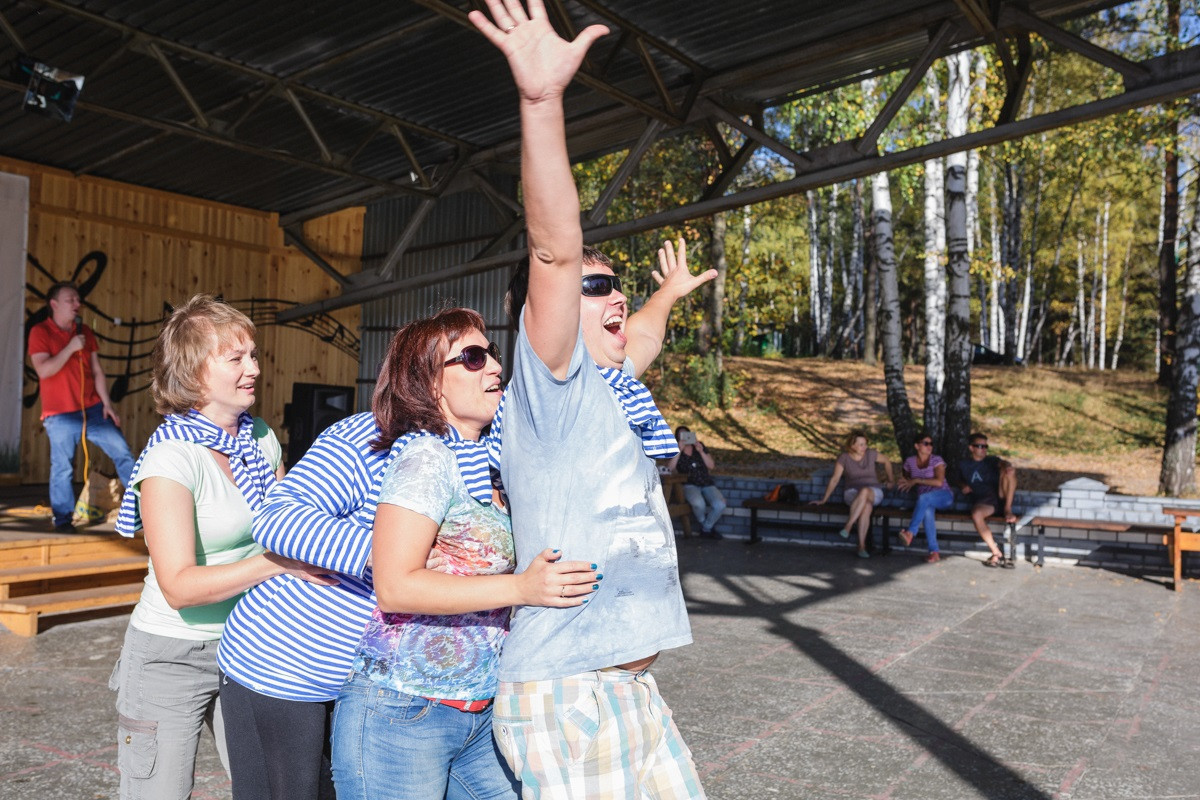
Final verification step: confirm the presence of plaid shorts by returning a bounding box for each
[493,668,705,799]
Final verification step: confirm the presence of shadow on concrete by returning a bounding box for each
[681,541,1053,800]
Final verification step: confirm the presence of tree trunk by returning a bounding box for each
[1160,195,1200,493]
[849,179,865,357]
[873,170,918,459]
[943,55,972,461]
[1002,162,1023,357]
[825,183,840,355]
[808,189,824,354]
[1111,244,1131,369]
[1099,200,1110,369]
[732,207,751,356]
[1159,0,1181,385]
[923,67,946,443]
[708,211,728,375]
[864,208,879,366]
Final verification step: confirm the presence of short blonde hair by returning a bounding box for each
[151,295,256,415]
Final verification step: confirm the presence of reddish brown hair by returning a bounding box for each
[371,307,487,451]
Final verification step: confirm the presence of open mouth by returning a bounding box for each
[603,315,627,346]
[484,382,502,394]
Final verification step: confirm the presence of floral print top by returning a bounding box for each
[351,437,514,701]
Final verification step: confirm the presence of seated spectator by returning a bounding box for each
[667,426,726,539]
[895,431,953,564]
[956,431,1016,568]
[811,430,895,558]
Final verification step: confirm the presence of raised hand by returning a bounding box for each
[653,237,718,302]
[468,0,608,104]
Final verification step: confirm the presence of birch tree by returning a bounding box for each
[923,67,947,444]
[873,168,918,458]
[943,50,973,460]
[1160,180,1200,494]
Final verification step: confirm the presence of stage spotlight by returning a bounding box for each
[11,54,85,122]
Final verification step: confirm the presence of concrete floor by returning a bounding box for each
[2,536,1198,800]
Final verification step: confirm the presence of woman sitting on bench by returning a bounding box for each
[896,430,954,564]
[811,430,895,558]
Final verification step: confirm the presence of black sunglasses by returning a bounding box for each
[917,440,933,446]
[581,273,622,297]
[970,443,989,449]
[444,342,502,371]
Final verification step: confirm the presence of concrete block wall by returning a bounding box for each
[683,473,1200,580]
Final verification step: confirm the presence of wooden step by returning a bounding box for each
[0,582,143,637]
[0,556,148,591]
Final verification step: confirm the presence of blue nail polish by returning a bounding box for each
[553,549,560,554]
[595,573,603,580]
[590,563,597,570]
[592,584,599,590]
[581,598,588,604]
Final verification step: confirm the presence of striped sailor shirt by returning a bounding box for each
[216,412,390,703]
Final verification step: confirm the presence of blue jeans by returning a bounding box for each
[42,402,135,525]
[683,484,727,532]
[331,673,519,800]
[906,488,954,553]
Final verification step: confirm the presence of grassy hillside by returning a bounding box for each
[646,357,1178,496]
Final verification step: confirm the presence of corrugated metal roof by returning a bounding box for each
[0,0,1129,216]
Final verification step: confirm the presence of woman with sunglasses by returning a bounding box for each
[216,314,594,800]
[895,430,954,563]
[327,308,599,800]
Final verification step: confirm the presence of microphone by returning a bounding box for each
[73,314,82,335]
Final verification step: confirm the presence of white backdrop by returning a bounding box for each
[0,172,29,473]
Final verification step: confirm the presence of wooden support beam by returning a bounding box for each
[1002,5,1151,86]
[587,119,665,227]
[857,20,955,155]
[702,100,811,168]
[0,8,27,51]
[282,228,352,288]
[146,42,210,130]
[701,139,756,201]
[377,198,437,280]
[997,34,1034,125]
[284,88,334,164]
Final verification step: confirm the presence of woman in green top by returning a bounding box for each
[111,295,333,800]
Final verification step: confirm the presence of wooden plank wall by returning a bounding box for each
[7,156,363,484]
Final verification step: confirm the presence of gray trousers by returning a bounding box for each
[110,623,229,800]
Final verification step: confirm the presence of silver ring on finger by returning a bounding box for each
[505,24,517,32]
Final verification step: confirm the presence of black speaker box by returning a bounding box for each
[285,383,354,468]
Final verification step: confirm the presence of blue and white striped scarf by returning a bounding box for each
[485,364,678,468]
[394,426,497,505]
[116,410,277,537]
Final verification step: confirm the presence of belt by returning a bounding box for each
[422,696,493,713]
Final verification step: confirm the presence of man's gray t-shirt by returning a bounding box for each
[496,317,692,683]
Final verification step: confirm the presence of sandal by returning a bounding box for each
[983,553,1003,568]
[898,530,914,547]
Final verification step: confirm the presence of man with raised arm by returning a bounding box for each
[470,2,713,797]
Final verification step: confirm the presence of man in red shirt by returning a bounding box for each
[28,282,135,532]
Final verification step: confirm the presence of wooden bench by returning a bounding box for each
[1161,507,1200,591]
[1028,516,1181,586]
[0,556,148,599]
[875,506,1017,562]
[742,498,873,548]
[0,581,145,637]
[660,473,693,537]
[741,498,1016,562]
